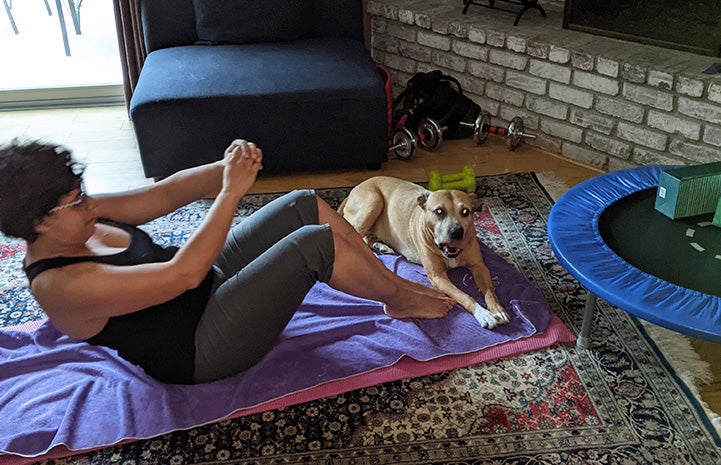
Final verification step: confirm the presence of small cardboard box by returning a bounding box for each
[655,162,721,219]
[713,197,721,228]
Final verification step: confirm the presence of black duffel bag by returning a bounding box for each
[392,70,480,139]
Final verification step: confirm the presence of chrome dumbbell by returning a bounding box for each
[387,127,418,160]
[473,112,537,150]
[417,113,537,151]
[416,118,451,152]
[416,115,489,151]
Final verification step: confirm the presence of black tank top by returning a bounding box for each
[24,219,213,384]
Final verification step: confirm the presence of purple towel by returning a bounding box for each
[0,243,551,458]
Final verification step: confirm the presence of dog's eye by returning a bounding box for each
[460,207,470,217]
[434,207,444,216]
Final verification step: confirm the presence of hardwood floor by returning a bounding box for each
[0,106,598,193]
[1,105,719,419]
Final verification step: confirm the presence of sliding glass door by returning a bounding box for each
[0,0,123,108]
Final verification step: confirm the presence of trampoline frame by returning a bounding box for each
[548,165,721,348]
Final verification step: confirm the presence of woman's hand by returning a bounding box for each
[221,139,263,199]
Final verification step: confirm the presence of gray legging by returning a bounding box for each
[193,189,335,383]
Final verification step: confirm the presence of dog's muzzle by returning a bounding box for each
[438,225,465,258]
[439,243,462,258]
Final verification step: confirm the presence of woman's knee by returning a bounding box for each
[285,225,335,283]
[278,189,319,224]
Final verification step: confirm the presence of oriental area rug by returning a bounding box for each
[1,172,720,465]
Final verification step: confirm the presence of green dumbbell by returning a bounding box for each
[428,165,476,193]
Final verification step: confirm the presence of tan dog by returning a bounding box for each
[338,176,510,328]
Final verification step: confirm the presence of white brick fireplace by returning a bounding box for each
[369,0,721,171]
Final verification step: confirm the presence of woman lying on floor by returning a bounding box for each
[0,139,455,384]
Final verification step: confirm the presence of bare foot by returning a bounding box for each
[383,282,456,319]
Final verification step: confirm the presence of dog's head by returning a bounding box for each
[417,189,477,259]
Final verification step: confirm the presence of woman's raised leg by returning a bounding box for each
[316,197,456,318]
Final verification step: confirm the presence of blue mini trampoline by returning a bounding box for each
[548,165,721,347]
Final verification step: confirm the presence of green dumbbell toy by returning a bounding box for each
[428,166,476,193]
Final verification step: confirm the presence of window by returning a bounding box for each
[1,1,123,109]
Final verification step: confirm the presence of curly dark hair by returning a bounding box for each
[0,139,85,242]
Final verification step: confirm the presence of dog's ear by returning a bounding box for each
[417,193,429,209]
[468,192,481,211]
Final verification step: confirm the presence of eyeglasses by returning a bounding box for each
[49,192,87,214]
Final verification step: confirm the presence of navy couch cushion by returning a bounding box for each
[133,39,379,101]
[193,0,314,44]
[141,0,197,52]
[140,0,363,52]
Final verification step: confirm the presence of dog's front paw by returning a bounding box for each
[472,303,510,329]
[371,242,395,255]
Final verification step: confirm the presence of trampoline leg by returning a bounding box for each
[577,292,596,349]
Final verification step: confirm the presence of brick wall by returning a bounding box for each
[369,0,721,171]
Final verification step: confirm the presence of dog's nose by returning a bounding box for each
[450,225,464,240]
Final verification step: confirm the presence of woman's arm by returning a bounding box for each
[32,141,263,337]
[92,140,247,225]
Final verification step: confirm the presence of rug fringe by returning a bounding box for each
[535,171,569,201]
[536,171,721,437]
[641,321,721,436]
